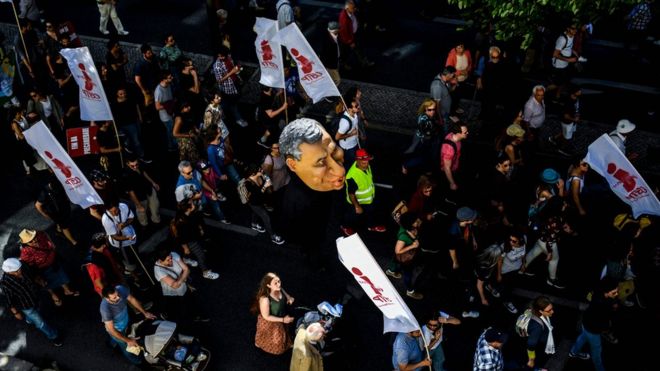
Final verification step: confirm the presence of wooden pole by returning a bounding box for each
[10,2,31,66]
[418,329,433,370]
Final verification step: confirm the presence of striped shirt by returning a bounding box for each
[0,273,38,311]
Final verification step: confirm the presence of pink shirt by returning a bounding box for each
[441,133,461,172]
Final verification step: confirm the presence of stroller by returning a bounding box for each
[131,320,210,371]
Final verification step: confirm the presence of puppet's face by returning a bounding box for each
[286,128,345,192]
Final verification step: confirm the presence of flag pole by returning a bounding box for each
[9,2,31,66]
[418,330,433,371]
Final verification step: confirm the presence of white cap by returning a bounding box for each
[616,119,636,134]
[2,258,22,273]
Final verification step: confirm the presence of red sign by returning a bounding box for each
[66,126,99,158]
[58,21,83,48]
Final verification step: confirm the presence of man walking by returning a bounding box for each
[473,327,507,370]
[1,258,62,346]
[97,0,129,36]
[335,98,360,168]
[340,148,386,236]
[431,66,457,122]
[154,71,177,152]
[121,155,161,228]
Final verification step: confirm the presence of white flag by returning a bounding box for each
[271,23,341,103]
[60,47,113,121]
[585,134,660,218]
[254,18,285,89]
[337,234,421,334]
[23,121,103,208]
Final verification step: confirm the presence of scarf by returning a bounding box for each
[540,315,555,354]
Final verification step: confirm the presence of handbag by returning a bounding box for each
[396,249,416,263]
[392,200,408,224]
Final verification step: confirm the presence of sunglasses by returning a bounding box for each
[427,323,440,328]
[183,171,193,175]
[426,108,436,111]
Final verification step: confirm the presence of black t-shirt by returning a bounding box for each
[37,181,71,216]
[106,50,127,82]
[246,178,266,206]
[122,168,152,201]
[112,99,139,126]
[179,72,194,94]
[258,92,278,128]
[133,58,160,92]
[96,128,119,150]
[562,96,580,124]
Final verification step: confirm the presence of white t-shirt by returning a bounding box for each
[154,252,187,296]
[338,112,359,150]
[101,203,137,248]
[421,324,442,350]
[500,243,526,274]
[552,34,574,69]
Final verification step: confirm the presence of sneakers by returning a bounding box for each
[504,301,518,314]
[367,225,387,233]
[546,279,565,289]
[622,299,635,307]
[569,351,591,360]
[99,28,109,35]
[51,336,63,347]
[237,119,249,128]
[220,219,231,225]
[485,285,501,298]
[519,270,535,277]
[216,193,227,202]
[462,310,480,318]
[202,270,219,280]
[271,235,285,245]
[139,157,153,164]
[340,225,355,236]
[118,30,129,36]
[578,56,588,63]
[602,332,619,344]
[251,223,266,233]
[406,290,423,300]
[183,258,199,267]
[386,269,402,279]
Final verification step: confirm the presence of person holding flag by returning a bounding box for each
[393,329,432,370]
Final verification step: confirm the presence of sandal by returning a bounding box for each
[52,297,63,307]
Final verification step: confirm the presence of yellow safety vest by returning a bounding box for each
[345,163,374,205]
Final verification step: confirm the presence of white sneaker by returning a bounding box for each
[578,56,588,63]
[237,119,249,128]
[99,28,109,35]
[504,301,518,314]
[183,258,198,267]
[462,310,480,318]
[271,235,285,245]
[485,285,501,298]
[118,30,129,36]
[202,271,219,280]
[251,223,266,233]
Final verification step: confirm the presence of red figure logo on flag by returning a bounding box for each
[607,163,637,192]
[261,40,273,61]
[291,48,313,74]
[351,267,392,305]
[77,63,101,101]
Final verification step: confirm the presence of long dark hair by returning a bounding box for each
[249,272,278,315]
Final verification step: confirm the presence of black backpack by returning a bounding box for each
[325,113,352,141]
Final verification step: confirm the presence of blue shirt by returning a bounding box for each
[392,332,424,371]
[176,171,206,204]
[100,285,130,332]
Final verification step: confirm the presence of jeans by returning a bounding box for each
[119,123,144,158]
[22,308,58,340]
[161,118,177,150]
[220,94,243,124]
[430,343,447,371]
[524,239,560,280]
[110,333,143,365]
[221,163,242,185]
[570,325,604,371]
[206,199,226,222]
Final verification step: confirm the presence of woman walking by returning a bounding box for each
[251,272,294,355]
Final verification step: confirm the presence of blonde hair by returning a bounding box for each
[417,98,436,115]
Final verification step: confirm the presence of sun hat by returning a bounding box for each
[456,207,477,222]
[540,168,560,184]
[19,229,37,244]
[506,124,525,138]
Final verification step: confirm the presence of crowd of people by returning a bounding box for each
[1,1,658,371]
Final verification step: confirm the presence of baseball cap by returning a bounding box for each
[355,148,373,160]
[616,119,636,134]
[198,161,210,171]
[484,328,508,344]
[2,258,22,273]
[456,207,477,222]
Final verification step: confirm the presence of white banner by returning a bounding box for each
[24,121,103,208]
[60,47,113,121]
[271,23,341,103]
[254,18,285,89]
[337,234,421,334]
[585,134,660,218]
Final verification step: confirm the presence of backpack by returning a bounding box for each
[325,113,352,141]
[237,179,250,205]
[515,309,544,337]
